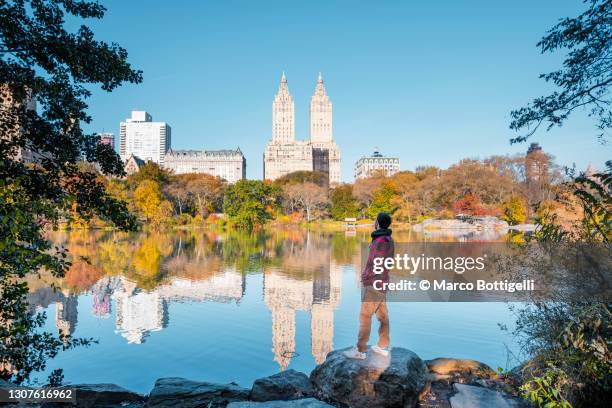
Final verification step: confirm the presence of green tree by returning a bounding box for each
[330,184,358,220]
[510,0,612,143]
[223,180,278,229]
[0,0,140,384]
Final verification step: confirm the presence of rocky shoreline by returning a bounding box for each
[412,216,536,234]
[1,347,529,408]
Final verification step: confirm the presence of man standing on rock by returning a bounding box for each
[344,212,394,359]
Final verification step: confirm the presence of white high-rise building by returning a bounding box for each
[119,111,171,165]
[263,73,341,185]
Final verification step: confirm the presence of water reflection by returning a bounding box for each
[27,228,507,371]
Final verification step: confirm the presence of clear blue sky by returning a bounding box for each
[82,0,610,181]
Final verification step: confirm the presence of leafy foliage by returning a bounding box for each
[364,181,398,219]
[510,0,612,143]
[502,196,528,225]
[513,164,612,407]
[223,180,279,229]
[330,184,358,220]
[273,171,329,188]
[0,0,140,383]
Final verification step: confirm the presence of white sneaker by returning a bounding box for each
[371,344,390,356]
[343,347,366,360]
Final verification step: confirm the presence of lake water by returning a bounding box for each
[27,228,519,393]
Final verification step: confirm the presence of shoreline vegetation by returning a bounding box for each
[62,149,569,234]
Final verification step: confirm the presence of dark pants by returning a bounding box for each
[357,286,390,352]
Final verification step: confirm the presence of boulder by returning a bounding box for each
[426,358,496,378]
[146,377,249,408]
[64,383,144,408]
[449,383,527,408]
[310,347,429,408]
[227,398,334,407]
[250,369,314,402]
[0,381,143,408]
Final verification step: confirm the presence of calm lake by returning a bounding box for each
[27,228,519,393]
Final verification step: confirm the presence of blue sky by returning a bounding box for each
[82,0,610,181]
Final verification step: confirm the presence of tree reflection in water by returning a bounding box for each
[28,229,370,367]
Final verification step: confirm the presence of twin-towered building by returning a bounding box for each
[264,73,341,185]
[118,73,343,184]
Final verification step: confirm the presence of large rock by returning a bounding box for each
[250,370,314,402]
[0,380,143,408]
[426,358,496,378]
[414,217,509,232]
[63,383,144,408]
[449,383,527,408]
[228,398,334,407]
[310,347,429,408]
[146,377,249,408]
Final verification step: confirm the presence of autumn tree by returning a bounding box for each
[501,196,527,225]
[283,182,328,222]
[437,159,519,207]
[183,173,225,218]
[452,194,485,216]
[365,181,399,219]
[274,170,328,188]
[163,175,189,215]
[126,161,171,190]
[353,173,387,212]
[133,180,172,227]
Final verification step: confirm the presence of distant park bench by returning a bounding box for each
[345,217,357,229]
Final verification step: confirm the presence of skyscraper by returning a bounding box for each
[272,72,295,144]
[310,73,341,184]
[264,73,341,184]
[264,74,313,181]
[119,111,171,165]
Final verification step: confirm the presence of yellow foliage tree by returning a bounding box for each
[133,180,172,228]
[502,196,527,225]
[134,180,162,220]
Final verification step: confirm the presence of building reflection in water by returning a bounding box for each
[55,291,78,342]
[28,230,362,369]
[264,231,343,369]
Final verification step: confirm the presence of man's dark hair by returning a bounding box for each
[376,212,391,229]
